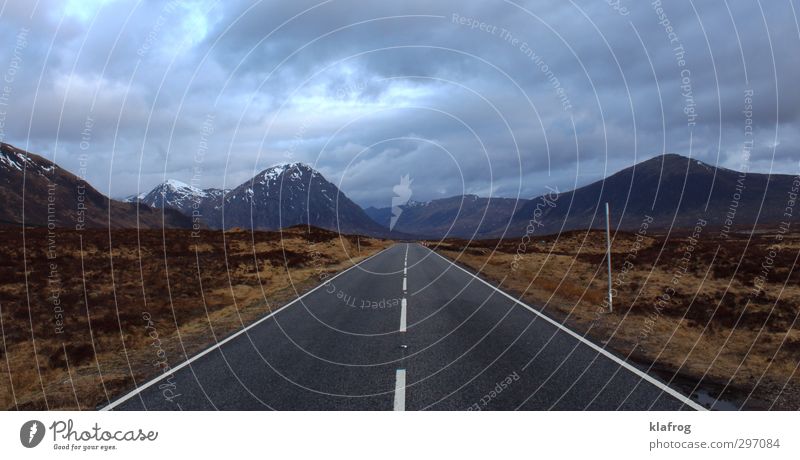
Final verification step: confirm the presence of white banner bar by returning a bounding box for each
[1,411,798,459]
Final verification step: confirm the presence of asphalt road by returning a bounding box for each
[106,243,703,411]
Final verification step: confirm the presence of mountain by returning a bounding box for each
[505,153,799,236]
[363,206,392,228]
[363,200,429,228]
[128,179,227,218]
[97,150,798,239]
[0,142,192,229]
[365,195,529,238]
[203,163,387,235]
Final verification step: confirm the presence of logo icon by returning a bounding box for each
[20,420,45,448]
[390,174,413,231]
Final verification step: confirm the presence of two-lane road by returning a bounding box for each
[105,243,702,411]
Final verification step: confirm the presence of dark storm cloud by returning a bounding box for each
[0,0,797,207]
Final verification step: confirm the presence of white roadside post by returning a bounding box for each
[605,202,613,312]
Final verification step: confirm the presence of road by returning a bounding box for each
[104,243,703,411]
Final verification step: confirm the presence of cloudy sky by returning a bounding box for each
[0,0,797,208]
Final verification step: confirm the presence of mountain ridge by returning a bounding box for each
[365,194,529,238]
[206,162,388,235]
[503,153,799,237]
[359,153,799,238]
[0,142,192,229]
[9,143,796,239]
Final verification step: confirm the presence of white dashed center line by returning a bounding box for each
[399,298,407,332]
[393,369,406,411]
[394,244,410,411]
[400,244,409,331]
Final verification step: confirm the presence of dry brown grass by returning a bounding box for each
[434,228,800,410]
[0,226,390,410]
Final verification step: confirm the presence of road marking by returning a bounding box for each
[397,247,408,408]
[100,245,394,411]
[393,369,406,411]
[399,298,407,332]
[400,243,408,331]
[425,246,706,412]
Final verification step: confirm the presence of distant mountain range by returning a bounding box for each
[502,153,799,237]
[205,163,386,234]
[125,179,226,222]
[366,154,798,238]
[127,162,386,235]
[365,195,528,238]
[3,141,796,238]
[0,143,191,229]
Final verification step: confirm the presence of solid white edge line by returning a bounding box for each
[393,369,406,411]
[100,245,394,411]
[399,298,407,332]
[425,246,707,412]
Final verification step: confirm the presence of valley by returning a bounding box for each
[2,140,798,410]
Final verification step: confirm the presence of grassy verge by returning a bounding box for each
[0,226,391,410]
[432,229,800,410]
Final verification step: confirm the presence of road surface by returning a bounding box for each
[104,243,703,411]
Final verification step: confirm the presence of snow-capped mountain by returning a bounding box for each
[204,188,227,200]
[133,163,386,235]
[128,179,226,217]
[205,163,385,234]
[0,142,192,229]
